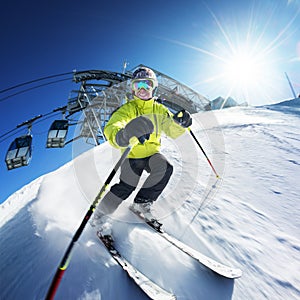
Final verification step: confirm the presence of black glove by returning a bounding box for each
[115,116,154,147]
[173,110,192,128]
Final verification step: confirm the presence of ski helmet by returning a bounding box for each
[131,67,158,95]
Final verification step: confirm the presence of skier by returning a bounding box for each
[92,66,192,234]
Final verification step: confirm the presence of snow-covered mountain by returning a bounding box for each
[208,96,248,110]
[1,101,300,300]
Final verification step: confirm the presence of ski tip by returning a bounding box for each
[221,267,242,279]
[232,268,243,279]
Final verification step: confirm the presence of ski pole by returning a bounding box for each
[45,143,133,300]
[188,128,220,179]
[173,110,220,179]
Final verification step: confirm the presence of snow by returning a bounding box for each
[1,100,300,300]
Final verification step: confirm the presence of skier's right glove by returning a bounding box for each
[115,116,154,147]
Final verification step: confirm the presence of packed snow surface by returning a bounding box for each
[1,102,300,300]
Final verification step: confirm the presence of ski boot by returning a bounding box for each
[130,201,163,232]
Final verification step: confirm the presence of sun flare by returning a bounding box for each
[166,1,300,105]
[218,45,273,101]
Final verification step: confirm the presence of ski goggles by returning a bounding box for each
[132,79,155,91]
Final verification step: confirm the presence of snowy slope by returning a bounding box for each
[1,103,300,300]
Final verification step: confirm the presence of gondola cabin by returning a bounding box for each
[5,135,33,170]
[46,120,68,148]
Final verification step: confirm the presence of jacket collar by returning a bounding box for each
[131,95,155,109]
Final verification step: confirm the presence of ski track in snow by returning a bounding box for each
[1,104,300,299]
[193,107,300,299]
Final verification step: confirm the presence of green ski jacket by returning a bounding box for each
[104,96,186,158]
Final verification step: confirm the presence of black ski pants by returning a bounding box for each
[97,153,173,215]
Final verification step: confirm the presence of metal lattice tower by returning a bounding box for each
[69,65,210,146]
[149,65,210,113]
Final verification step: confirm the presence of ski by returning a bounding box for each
[130,208,242,279]
[97,231,176,300]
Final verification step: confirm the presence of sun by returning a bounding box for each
[223,52,261,87]
[203,26,281,103]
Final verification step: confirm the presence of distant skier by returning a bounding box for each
[92,66,192,235]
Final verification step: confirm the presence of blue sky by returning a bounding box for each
[0,0,299,203]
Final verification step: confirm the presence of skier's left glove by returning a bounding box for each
[173,110,192,128]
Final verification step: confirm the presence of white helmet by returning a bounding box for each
[131,67,158,97]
